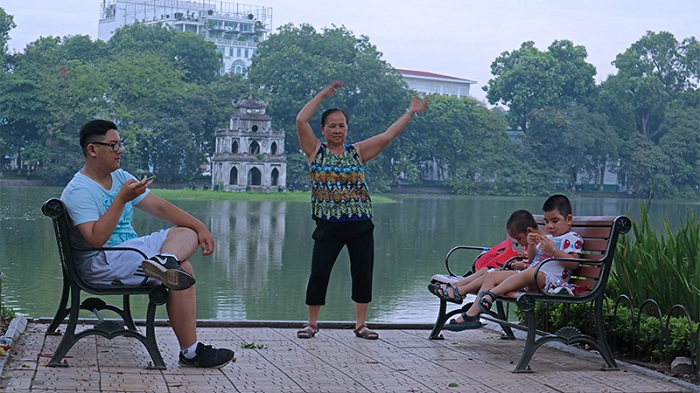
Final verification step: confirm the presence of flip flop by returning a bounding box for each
[296,323,319,339]
[443,312,482,331]
[354,324,379,340]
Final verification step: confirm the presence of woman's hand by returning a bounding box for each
[408,96,429,114]
[321,81,344,99]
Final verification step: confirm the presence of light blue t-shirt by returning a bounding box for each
[60,168,149,249]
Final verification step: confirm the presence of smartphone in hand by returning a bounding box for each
[143,175,156,186]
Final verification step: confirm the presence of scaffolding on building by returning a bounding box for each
[100,0,272,31]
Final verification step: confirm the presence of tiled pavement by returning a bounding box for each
[1,321,698,392]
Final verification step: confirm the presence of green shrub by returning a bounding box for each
[522,299,698,363]
[606,308,635,355]
[637,315,666,361]
[666,317,698,360]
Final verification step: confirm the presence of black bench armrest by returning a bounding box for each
[444,245,489,277]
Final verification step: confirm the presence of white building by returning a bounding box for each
[211,98,286,192]
[395,69,477,181]
[98,0,272,75]
[397,69,476,98]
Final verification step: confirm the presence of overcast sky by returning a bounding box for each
[3,0,699,102]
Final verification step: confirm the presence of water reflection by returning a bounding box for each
[209,200,288,320]
[0,185,697,324]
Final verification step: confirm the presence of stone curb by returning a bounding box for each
[0,313,28,376]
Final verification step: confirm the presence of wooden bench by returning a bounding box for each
[429,215,631,373]
[42,198,169,369]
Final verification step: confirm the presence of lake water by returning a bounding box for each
[0,184,697,324]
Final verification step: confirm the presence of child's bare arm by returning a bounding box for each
[539,236,580,269]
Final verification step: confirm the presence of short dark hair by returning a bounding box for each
[506,209,537,234]
[321,108,347,126]
[542,194,572,217]
[79,119,118,156]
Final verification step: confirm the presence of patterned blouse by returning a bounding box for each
[310,143,373,222]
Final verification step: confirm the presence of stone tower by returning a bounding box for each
[211,98,286,192]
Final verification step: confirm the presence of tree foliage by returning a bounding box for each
[0,7,15,63]
[0,22,239,184]
[248,24,410,189]
[599,31,699,142]
[527,106,620,191]
[596,31,699,196]
[108,23,221,84]
[0,6,696,199]
[483,40,596,132]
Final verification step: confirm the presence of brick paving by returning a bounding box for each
[1,321,697,392]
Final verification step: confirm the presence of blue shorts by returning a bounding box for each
[81,228,171,286]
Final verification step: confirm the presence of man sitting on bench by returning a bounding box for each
[60,119,235,369]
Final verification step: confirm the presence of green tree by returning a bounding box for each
[0,35,109,182]
[526,106,620,191]
[0,71,46,173]
[0,7,15,65]
[620,136,673,198]
[483,40,596,132]
[249,24,410,190]
[600,31,699,142]
[98,52,217,182]
[657,91,700,198]
[416,95,528,195]
[107,23,221,84]
[1,25,237,185]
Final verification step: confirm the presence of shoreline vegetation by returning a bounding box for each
[150,188,397,203]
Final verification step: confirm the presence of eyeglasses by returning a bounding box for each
[92,141,124,152]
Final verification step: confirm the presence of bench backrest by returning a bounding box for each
[42,198,89,286]
[533,215,631,296]
[41,198,142,293]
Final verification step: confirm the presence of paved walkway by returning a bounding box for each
[1,321,697,392]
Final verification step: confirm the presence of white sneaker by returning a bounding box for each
[141,254,195,290]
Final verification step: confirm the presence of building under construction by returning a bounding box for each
[98,0,272,75]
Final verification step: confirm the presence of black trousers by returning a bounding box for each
[305,219,375,305]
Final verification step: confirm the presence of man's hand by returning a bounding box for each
[116,178,149,204]
[197,229,215,256]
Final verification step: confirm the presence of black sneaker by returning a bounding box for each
[179,343,235,368]
[141,254,195,290]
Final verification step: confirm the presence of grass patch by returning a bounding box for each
[150,188,396,203]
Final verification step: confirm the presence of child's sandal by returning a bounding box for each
[477,290,497,313]
[444,312,482,331]
[437,284,464,304]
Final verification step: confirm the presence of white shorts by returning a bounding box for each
[81,228,171,286]
[516,269,565,292]
[540,272,565,292]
